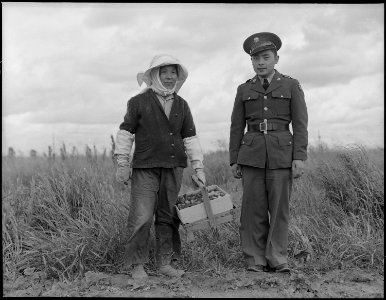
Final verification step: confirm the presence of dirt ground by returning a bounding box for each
[4,264,384,298]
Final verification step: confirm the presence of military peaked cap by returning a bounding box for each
[243,32,282,56]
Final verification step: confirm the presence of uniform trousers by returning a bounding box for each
[122,167,183,267]
[240,165,292,268]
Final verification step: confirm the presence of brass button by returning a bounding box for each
[264,96,267,99]
[170,132,173,135]
[171,155,175,158]
[264,107,268,111]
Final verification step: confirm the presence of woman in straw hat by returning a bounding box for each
[114,54,206,279]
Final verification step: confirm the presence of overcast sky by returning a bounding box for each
[2,3,384,156]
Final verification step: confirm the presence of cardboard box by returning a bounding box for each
[176,185,233,224]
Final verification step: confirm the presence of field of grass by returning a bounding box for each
[2,143,384,282]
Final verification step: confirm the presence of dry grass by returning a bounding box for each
[2,142,384,280]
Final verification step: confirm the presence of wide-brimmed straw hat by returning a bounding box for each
[136,54,189,93]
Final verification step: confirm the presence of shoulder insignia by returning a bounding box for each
[245,76,258,84]
[282,73,303,91]
[282,74,293,79]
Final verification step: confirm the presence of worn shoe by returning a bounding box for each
[247,265,266,272]
[275,263,290,273]
[131,264,148,279]
[159,264,185,277]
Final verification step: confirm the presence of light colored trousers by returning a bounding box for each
[122,167,183,267]
[240,165,292,268]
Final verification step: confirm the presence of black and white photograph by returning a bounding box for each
[3,2,384,297]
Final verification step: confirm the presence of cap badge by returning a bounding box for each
[253,37,259,43]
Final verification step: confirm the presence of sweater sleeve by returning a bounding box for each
[119,97,138,134]
[180,99,197,139]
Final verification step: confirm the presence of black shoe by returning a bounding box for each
[263,265,273,272]
[275,263,290,273]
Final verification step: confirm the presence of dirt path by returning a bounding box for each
[4,266,384,298]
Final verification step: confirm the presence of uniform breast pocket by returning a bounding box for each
[242,93,263,118]
[272,90,291,116]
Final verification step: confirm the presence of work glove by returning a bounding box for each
[114,129,135,184]
[116,165,132,184]
[114,129,134,156]
[184,135,206,186]
[115,153,132,184]
[195,168,206,186]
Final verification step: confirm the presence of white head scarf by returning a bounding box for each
[137,54,188,96]
[148,67,176,97]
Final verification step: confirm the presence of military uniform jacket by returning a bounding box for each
[229,70,308,169]
[119,89,196,168]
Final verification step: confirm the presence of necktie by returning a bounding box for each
[263,78,270,90]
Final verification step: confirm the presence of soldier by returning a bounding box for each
[229,32,308,273]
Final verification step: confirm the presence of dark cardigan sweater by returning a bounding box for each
[119,89,197,168]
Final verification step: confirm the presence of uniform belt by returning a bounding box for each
[247,121,289,133]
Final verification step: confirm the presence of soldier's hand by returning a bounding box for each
[231,164,242,179]
[292,160,305,179]
[116,165,132,184]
